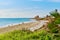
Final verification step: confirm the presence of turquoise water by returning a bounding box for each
[0,18,33,27]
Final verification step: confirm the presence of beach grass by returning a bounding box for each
[0,30,60,40]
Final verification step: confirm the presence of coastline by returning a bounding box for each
[0,20,39,33]
[0,18,36,28]
[0,20,49,34]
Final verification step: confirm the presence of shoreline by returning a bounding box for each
[0,21,39,34]
[0,19,37,28]
[0,20,49,33]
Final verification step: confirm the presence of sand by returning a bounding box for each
[0,20,49,34]
[28,20,49,32]
[0,21,39,34]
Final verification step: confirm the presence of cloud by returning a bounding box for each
[31,0,43,1]
[31,0,60,2]
[0,8,50,18]
[47,0,60,2]
[0,9,23,18]
[0,2,12,5]
[0,0,13,5]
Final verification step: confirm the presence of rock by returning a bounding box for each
[34,15,40,20]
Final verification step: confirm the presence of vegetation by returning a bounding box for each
[48,9,60,32]
[50,9,60,18]
[0,30,60,40]
[48,22,58,33]
[47,9,60,40]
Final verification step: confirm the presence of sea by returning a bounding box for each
[0,18,36,28]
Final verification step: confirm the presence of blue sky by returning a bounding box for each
[0,0,60,18]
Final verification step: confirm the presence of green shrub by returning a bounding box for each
[54,18,60,24]
[0,30,52,40]
[0,30,60,40]
[51,28,58,33]
[48,23,58,33]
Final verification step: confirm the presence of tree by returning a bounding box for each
[50,9,60,18]
[48,9,60,33]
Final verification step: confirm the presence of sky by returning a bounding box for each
[0,0,60,18]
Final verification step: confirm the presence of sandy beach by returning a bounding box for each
[0,20,49,34]
[0,21,39,33]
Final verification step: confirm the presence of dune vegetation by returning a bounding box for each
[0,29,60,40]
[0,30,58,40]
